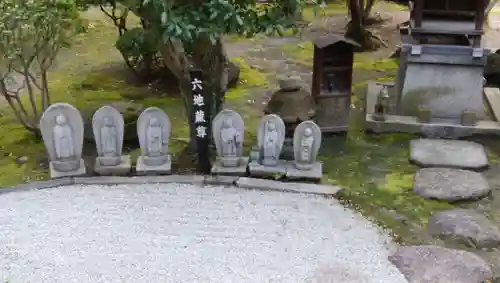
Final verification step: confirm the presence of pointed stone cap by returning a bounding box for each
[278,75,302,91]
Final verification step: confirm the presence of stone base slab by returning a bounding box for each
[248,160,288,177]
[94,155,132,176]
[135,154,172,175]
[50,159,87,179]
[286,162,322,181]
[211,157,249,176]
[365,114,500,139]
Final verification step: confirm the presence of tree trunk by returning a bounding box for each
[345,0,385,51]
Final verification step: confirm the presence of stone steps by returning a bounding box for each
[389,138,500,282]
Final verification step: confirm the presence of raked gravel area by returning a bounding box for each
[0,183,408,283]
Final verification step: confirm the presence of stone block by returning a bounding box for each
[204,175,240,186]
[248,160,287,177]
[135,155,172,175]
[286,162,322,181]
[94,155,132,176]
[49,159,87,179]
[211,157,248,176]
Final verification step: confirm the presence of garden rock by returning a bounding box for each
[485,52,500,87]
[83,101,145,143]
[410,139,488,170]
[413,168,490,202]
[428,209,500,249]
[389,245,493,283]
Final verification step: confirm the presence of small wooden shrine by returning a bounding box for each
[311,34,360,133]
[409,0,486,46]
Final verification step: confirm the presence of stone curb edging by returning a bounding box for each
[0,175,344,197]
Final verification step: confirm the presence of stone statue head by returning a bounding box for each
[223,118,233,128]
[266,121,276,131]
[303,127,313,137]
[55,114,67,126]
[149,117,160,127]
[102,116,114,127]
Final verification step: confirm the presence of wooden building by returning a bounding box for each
[311,34,359,133]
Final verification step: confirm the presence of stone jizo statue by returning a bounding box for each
[299,127,314,164]
[100,116,118,157]
[146,117,165,157]
[53,114,75,160]
[40,102,86,178]
[261,120,280,165]
[221,118,242,157]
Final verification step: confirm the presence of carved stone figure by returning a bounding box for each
[101,116,118,157]
[40,103,86,178]
[136,107,172,174]
[248,114,287,177]
[146,118,164,157]
[211,109,248,175]
[299,127,314,164]
[287,120,322,180]
[261,121,280,165]
[92,105,131,175]
[53,114,75,160]
[221,118,241,157]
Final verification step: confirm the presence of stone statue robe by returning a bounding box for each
[54,123,74,159]
[221,127,241,156]
[263,129,278,161]
[101,124,117,156]
[147,124,163,156]
[300,135,314,163]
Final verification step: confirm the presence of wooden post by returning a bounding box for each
[190,69,211,174]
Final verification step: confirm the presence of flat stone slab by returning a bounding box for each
[413,168,491,202]
[211,157,248,176]
[0,183,406,282]
[94,155,132,176]
[248,160,287,177]
[49,159,87,179]
[286,162,322,181]
[236,177,343,196]
[428,209,500,249]
[410,139,488,170]
[389,245,493,283]
[135,155,172,175]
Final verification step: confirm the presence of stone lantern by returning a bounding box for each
[263,75,317,160]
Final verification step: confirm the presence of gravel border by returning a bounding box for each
[0,175,343,197]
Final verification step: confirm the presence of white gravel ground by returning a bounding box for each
[0,183,408,283]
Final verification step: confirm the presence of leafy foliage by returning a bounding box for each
[139,0,304,44]
[116,27,158,60]
[0,0,82,132]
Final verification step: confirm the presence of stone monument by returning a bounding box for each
[92,105,131,175]
[248,114,287,177]
[211,109,249,175]
[40,103,86,178]
[286,120,323,180]
[264,75,316,160]
[136,107,172,174]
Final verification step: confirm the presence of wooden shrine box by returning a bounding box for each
[409,0,486,46]
[311,34,359,133]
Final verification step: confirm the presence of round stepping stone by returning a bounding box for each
[410,139,488,170]
[428,209,500,249]
[389,245,493,283]
[413,168,491,202]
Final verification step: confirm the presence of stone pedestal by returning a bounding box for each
[49,159,86,179]
[211,157,249,176]
[286,162,322,181]
[94,155,132,175]
[136,154,172,175]
[248,160,288,177]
